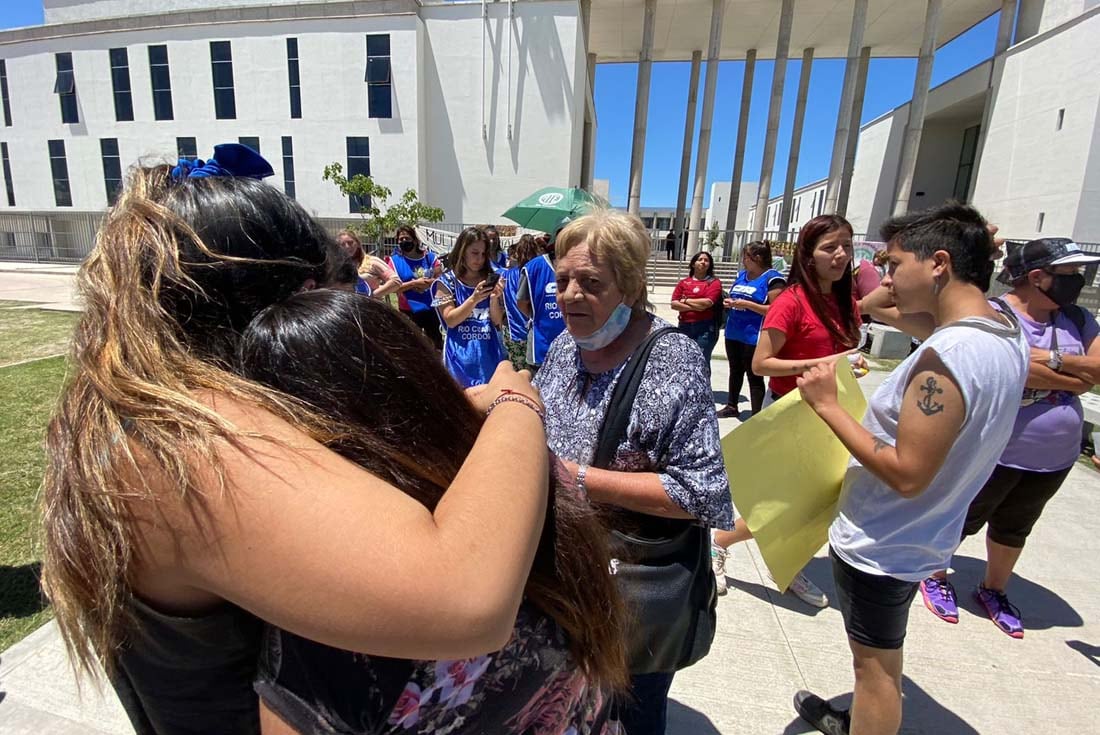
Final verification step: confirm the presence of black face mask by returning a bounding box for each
[1040,272,1085,308]
[398,240,417,254]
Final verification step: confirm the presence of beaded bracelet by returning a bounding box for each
[486,389,545,422]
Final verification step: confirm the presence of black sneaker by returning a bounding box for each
[793,690,850,735]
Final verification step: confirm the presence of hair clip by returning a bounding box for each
[171,143,275,181]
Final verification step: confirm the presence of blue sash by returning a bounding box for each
[436,272,506,388]
[390,250,437,313]
[502,267,528,342]
[522,254,564,364]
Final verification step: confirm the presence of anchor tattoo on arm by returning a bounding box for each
[872,437,889,453]
[916,376,945,416]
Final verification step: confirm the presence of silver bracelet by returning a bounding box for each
[575,464,589,500]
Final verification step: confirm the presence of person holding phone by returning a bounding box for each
[433,227,507,387]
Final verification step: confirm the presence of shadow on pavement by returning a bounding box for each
[666,698,722,735]
[725,555,835,618]
[712,390,730,406]
[1066,640,1100,668]
[0,562,46,618]
[948,555,1083,630]
[780,677,979,734]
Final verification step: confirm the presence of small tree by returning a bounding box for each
[704,220,722,252]
[322,163,445,248]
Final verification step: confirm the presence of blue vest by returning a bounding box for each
[725,268,784,345]
[502,266,529,342]
[522,254,564,364]
[492,251,509,271]
[354,277,373,297]
[389,250,438,313]
[436,272,507,388]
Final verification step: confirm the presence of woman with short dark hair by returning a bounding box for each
[387,224,444,349]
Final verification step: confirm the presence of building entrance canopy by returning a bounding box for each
[588,0,1000,62]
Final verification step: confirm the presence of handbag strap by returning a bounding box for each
[592,327,679,470]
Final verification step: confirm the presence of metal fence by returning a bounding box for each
[645,228,874,265]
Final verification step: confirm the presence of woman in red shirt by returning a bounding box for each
[710,215,864,607]
[671,251,724,374]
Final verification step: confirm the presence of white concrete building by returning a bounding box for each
[0,0,591,231]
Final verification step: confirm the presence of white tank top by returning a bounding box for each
[829,314,1029,581]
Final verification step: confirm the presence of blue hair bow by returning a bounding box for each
[171,143,275,181]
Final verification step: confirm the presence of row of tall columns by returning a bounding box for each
[837,46,871,214]
[892,0,943,216]
[686,0,727,252]
[722,50,756,239]
[824,0,869,214]
[626,0,656,215]
[777,47,815,235]
[749,0,795,240]
[673,51,703,236]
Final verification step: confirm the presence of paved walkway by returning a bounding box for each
[2,269,1099,733]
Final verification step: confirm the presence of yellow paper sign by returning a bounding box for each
[721,362,868,591]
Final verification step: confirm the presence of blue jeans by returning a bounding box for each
[616,672,675,735]
[678,320,718,375]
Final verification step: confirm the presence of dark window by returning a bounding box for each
[952,124,981,203]
[1,142,14,205]
[109,48,134,122]
[149,45,174,121]
[48,139,72,207]
[101,138,123,205]
[177,137,197,161]
[210,41,236,120]
[0,60,11,127]
[238,136,260,154]
[282,136,296,200]
[54,52,79,124]
[365,34,392,119]
[346,136,371,213]
[286,38,301,119]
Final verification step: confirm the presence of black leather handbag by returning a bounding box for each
[592,327,718,675]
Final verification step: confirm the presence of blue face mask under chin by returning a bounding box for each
[573,301,633,351]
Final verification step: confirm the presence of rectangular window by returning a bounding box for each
[1037,212,1045,232]
[149,45,174,121]
[100,138,123,205]
[0,59,11,126]
[365,34,392,119]
[1,142,14,205]
[346,136,371,213]
[286,38,302,119]
[109,48,134,122]
[282,136,296,200]
[1056,108,1065,131]
[54,52,79,124]
[952,124,981,203]
[177,137,197,161]
[238,136,260,154]
[210,41,236,120]
[48,139,72,207]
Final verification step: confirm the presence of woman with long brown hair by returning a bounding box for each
[710,215,865,607]
[503,234,542,369]
[240,289,625,733]
[39,154,595,735]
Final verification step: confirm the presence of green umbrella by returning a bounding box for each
[502,187,598,234]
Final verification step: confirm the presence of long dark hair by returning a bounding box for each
[743,240,773,270]
[787,215,861,349]
[688,251,714,278]
[238,289,627,688]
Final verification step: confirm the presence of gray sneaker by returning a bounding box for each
[711,544,729,596]
[793,690,849,735]
[787,571,828,608]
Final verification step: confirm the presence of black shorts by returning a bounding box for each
[961,463,1072,548]
[830,547,919,650]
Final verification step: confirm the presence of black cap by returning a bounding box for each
[997,237,1100,284]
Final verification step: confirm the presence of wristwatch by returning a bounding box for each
[1047,349,1064,372]
[575,464,589,500]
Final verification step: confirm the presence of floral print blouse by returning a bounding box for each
[254,604,611,735]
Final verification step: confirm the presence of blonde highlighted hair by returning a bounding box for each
[554,209,652,311]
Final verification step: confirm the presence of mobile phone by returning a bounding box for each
[484,271,501,288]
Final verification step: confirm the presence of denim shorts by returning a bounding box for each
[830,546,919,650]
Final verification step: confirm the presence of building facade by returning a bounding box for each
[0,0,591,238]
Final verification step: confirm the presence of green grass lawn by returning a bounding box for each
[0,301,79,367]
[0,356,67,651]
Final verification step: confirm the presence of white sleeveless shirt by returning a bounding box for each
[829,314,1029,581]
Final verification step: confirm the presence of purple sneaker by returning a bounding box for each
[920,576,958,624]
[975,585,1024,639]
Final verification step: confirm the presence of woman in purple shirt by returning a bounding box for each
[919,238,1100,639]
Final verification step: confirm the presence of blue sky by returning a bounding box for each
[1,1,998,207]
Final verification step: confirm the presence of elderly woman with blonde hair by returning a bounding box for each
[533,209,733,735]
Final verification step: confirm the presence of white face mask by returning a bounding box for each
[573,300,633,351]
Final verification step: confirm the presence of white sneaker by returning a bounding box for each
[787,571,828,608]
[711,544,729,596]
